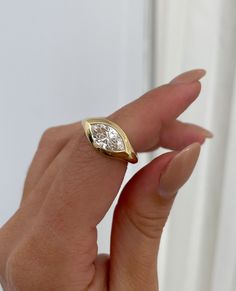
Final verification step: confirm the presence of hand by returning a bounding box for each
[0,69,212,291]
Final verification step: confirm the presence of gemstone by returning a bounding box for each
[91,123,125,151]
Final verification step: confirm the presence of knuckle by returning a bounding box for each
[38,126,59,148]
[5,226,96,290]
[5,244,34,290]
[5,231,63,289]
[120,206,169,240]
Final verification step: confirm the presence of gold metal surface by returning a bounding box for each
[82,118,138,164]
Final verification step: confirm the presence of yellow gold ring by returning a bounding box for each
[82,118,138,164]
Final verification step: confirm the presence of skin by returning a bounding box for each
[0,69,212,291]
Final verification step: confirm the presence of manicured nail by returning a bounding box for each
[159,143,201,198]
[170,69,206,84]
[199,128,214,138]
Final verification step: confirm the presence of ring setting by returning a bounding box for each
[82,118,138,163]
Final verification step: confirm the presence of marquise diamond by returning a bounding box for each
[91,124,125,151]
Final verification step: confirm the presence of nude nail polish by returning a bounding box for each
[199,128,214,138]
[170,69,206,84]
[159,143,201,198]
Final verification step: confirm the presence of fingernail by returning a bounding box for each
[159,143,201,198]
[199,128,214,138]
[170,69,206,84]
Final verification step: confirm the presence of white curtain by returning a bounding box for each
[149,0,236,290]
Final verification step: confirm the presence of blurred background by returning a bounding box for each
[0,1,236,290]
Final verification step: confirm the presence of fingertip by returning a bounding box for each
[159,120,211,151]
[169,81,202,104]
[170,68,206,84]
[159,143,201,198]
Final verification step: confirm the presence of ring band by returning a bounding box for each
[82,118,138,164]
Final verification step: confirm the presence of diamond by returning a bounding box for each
[91,123,125,151]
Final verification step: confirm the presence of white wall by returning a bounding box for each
[0,0,145,224]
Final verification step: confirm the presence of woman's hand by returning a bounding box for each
[0,69,212,291]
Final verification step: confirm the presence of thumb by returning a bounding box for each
[109,143,201,290]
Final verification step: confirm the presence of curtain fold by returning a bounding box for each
[150,0,236,290]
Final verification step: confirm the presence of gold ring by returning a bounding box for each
[82,118,138,164]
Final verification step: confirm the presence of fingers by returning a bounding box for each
[21,70,209,206]
[109,143,201,290]
[109,81,201,152]
[17,71,206,290]
[159,120,213,151]
[21,134,82,209]
[21,68,206,200]
[22,119,211,207]
[37,81,203,235]
[21,122,81,203]
[21,118,211,212]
